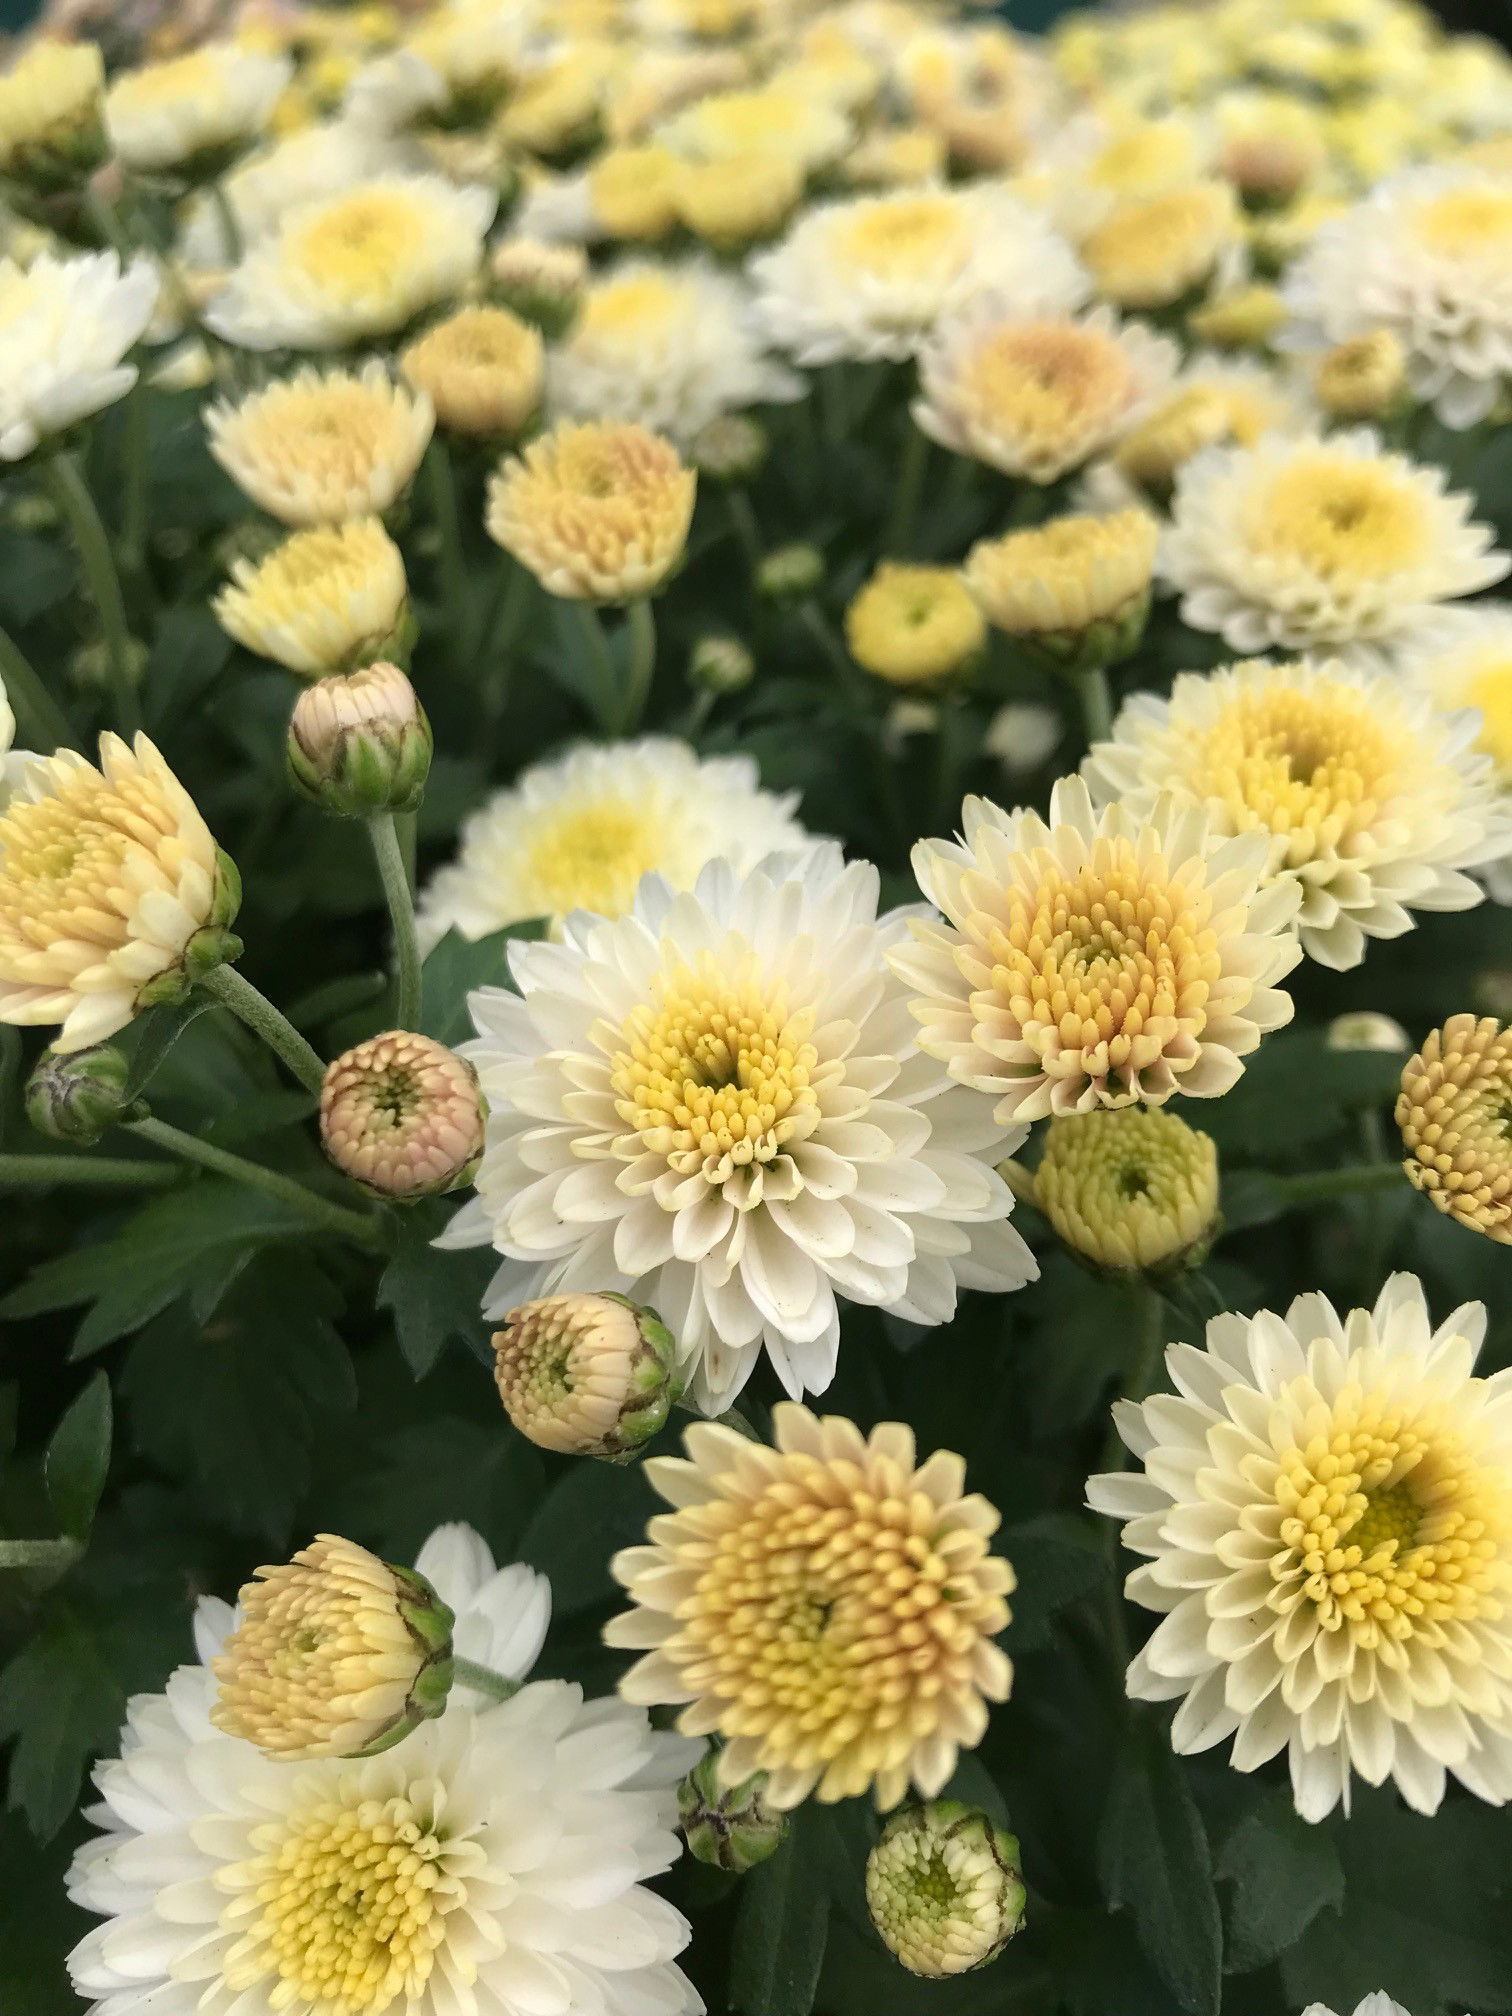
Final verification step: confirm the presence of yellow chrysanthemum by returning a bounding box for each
[658,85,849,171]
[1187,282,1287,349]
[1082,180,1238,311]
[1402,604,1512,787]
[588,143,682,240]
[401,306,544,440]
[1313,331,1408,421]
[497,51,608,156]
[1029,1106,1219,1275]
[205,364,434,526]
[964,509,1157,656]
[485,421,695,602]
[672,151,804,248]
[0,39,104,184]
[606,1404,1015,1809]
[844,561,985,686]
[1397,1015,1512,1244]
[214,519,410,677]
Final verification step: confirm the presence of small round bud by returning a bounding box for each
[757,543,825,605]
[983,701,1062,777]
[25,1043,132,1145]
[689,414,769,485]
[865,1801,1026,1978]
[845,564,986,689]
[1327,1010,1409,1054]
[1186,282,1286,350]
[493,1291,683,1459]
[212,1534,455,1760]
[677,1749,789,1873]
[489,237,587,338]
[1396,1015,1512,1243]
[1030,1107,1220,1278]
[1313,331,1408,423]
[320,1031,486,1200]
[965,510,1157,674]
[288,662,433,817]
[689,633,755,695]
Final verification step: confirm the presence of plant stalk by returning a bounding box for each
[199,964,327,1095]
[40,451,141,735]
[0,622,76,751]
[620,598,657,735]
[453,1656,521,1704]
[125,1117,383,1246]
[368,811,423,1029]
[0,1153,179,1189]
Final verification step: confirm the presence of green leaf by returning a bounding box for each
[1218,1791,1344,1975]
[1001,1511,1106,1654]
[519,1462,661,1614]
[0,533,73,624]
[0,1807,90,2012]
[420,922,547,1049]
[1218,1169,1293,1233]
[44,1375,112,1543]
[1021,1258,1132,1437]
[1099,1726,1223,2016]
[376,1206,496,1378]
[118,997,215,1105]
[354,1417,546,1566]
[1200,1030,1404,1160]
[730,1803,833,2016]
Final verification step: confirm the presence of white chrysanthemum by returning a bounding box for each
[1303,2000,1412,2016]
[205,174,496,351]
[1085,655,1512,968]
[891,776,1301,1123]
[206,364,434,526]
[548,260,801,447]
[1399,601,1512,899]
[1161,429,1510,667]
[105,43,292,174]
[657,84,850,172]
[0,250,158,463]
[749,188,1087,365]
[417,737,812,951]
[1088,1275,1512,1823]
[179,119,408,269]
[68,1523,702,2016]
[0,676,30,815]
[442,848,1037,1413]
[1283,167,1512,431]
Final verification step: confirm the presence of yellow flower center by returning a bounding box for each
[1087,123,1200,195]
[221,1793,465,2015]
[292,191,427,304]
[0,773,155,952]
[526,799,663,917]
[611,958,822,1179]
[580,272,681,340]
[833,195,969,280]
[113,49,219,113]
[1082,184,1231,307]
[1246,455,1433,585]
[1411,185,1512,258]
[1463,655,1512,775]
[962,322,1135,439]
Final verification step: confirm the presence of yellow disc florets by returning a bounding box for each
[845,561,986,686]
[1397,1014,1512,1244]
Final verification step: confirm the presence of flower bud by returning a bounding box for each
[288,662,433,817]
[493,1291,683,1459]
[865,1801,1026,1977]
[1327,1010,1409,1054]
[677,1749,789,1873]
[489,237,587,338]
[983,701,1062,777]
[757,542,825,605]
[25,1042,133,1145]
[1397,1015,1512,1243]
[1313,331,1408,423]
[1030,1107,1220,1278]
[1186,282,1286,350]
[320,1031,485,1199]
[689,414,769,485]
[846,564,986,689]
[212,1533,455,1760]
[965,510,1157,674]
[689,633,755,695]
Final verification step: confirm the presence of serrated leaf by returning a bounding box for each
[1001,1511,1106,1654]
[354,1417,545,1566]
[1218,1791,1343,1975]
[118,997,215,1105]
[730,1804,832,2016]
[44,1375,112,1543]
[1099,1727,1222,2016]
[420,923,547,1049]
[518,1462,661,1614]
[1200,1030,1404,1160]
[376,1207,495,1378]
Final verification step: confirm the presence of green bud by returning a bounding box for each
[134,849,243,1010]
[688,633,755,695]
[866,1801,1026,1977]
[288,662,433,817]
[677,1749,789,1873]
[757,543,825,605]
[25,1042,133,1145]
[1019,588,1152,679]
[689,415,769,484]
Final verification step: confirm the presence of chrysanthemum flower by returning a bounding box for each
[1313,331,1409,423]
[490,235,588,335]
[1161,430,1508,665]
[69,1524,699,2016]
[586,143,681,241]
[965,509,1157,666]
[1029,1106,1219,1276]
[320,1031,485,1200]
[1398,605,1512,899]
[443,849,1036,1411]
[915,306,1176,483]
[750,188,1087,365]
[215,518,409,677]
[485,420,696,603]
[205,174,496,351]
[179,119,403,269]
[0,39,104,186]
[205,363,434,526]
[401,305,544,440]
[657,84,850,172]
[844,561,986,687]
[1091,353,1310,509]
[1037,111,1212,232]
[494,1291,682,1458]
[1081,180,1239,312]
[892,775,1301,1123]
[1283,166,1512,430]
[605,1405,1015,1806]
[1397,1015,1512,1243]
[0,250,158,463]
[1188,281,1288,350]
[1084,656,1512,968]
[548,261,800,448]
[672,151,805,249]
[866,1801,1026,1976]
[416,736,810,949]
[1087,1273,1512,1821]
[0,733,239,1052]
[105,43,291,175]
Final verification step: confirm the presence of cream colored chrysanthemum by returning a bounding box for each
[205,174,496,351]
[214,518,409,677]
[1088,1273,1512,1821]
[1085,656,1512,969]
[1397,1015,1512,1243]
[106,43,291,174]
[0,40,104,184]
[486,420,695,602]
[965,510,1157,654]
[205,364,434,526]
[401,306,544,440]
[1095,353,1311,508]
[657,85,849,172]
[0,250,159,463]
[1036,112,1213,232]
[915,307,1176,483]
[842,125,947,190]
[1398,599,1512,812]
[1214,89,1326,208]
[672,151,804,249]
[1161,430,1509,665]
[606,1405,1014,1809]
[891,776,1301,1123]
[1081,180,1239,312]
[320,1032,484,1200]
[211,1534,455,1761]
[844,561,985,686]
[1030,1107,1219,1275]
[493,1292,682,1458]
[0,734,237,1053]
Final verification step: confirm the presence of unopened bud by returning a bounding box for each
[965,510,1157,674]
[689,633,754,694]
[489,237,587,338]
[689,414,768,485]
[1186,283,1286,350]
[212,1533,455,1759]
[320,1031,485,1199]
[1030,1107,1219,1278]
[1327,1010,1409,1053]
[866,1801,1026,1977]
[26,1042,133,1145]
[493,1291,683,1459]
[757,542,825,604]
[1313,330,1408,422]
[288,662,433,817]
[678,1749,789,1873]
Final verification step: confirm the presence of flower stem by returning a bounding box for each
[1072,662,1113,746]
[207,178,244,265]
[0,1537,82,1572]
[81,187,136,260]
[885,424,929,557]
[368,811,423,1030]
[453,1656,521,1704]
[425,437,469,631]
[40,450,141,736]
[726,489,763,573]
[620,598,657,734]
[0,1152,179,1189]
[570,602,622,736]
[0,621,76,750]
[199,963,327,1095]
[1263,1162,1404,1209]
[120,379,152,587]
[125,1116,384,1246]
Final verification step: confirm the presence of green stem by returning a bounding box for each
[453,1656,521,1704]
[40,451,140,736]
[126,1117,383,1246]
[81,187,136,260]
[0,621,76,750]
[207,178,244,265]
[885,424,929,557]
[425,438,469,630]
[120,379,151,585]
[0,1537,82,1572]
[726,489,763,573]
[1072,662,1113,746]
[368,812,423,1030]
[569,602,622,736]
[1263,1163,1404,1210]
[796,600,859,691]
[0,1153,179,1189]
[620,598,657,735]
[199,964,326,1095]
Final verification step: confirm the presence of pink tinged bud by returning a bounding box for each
[288,661,433,818]
[493,1291,683,1459]
[319,1030,486,1200]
